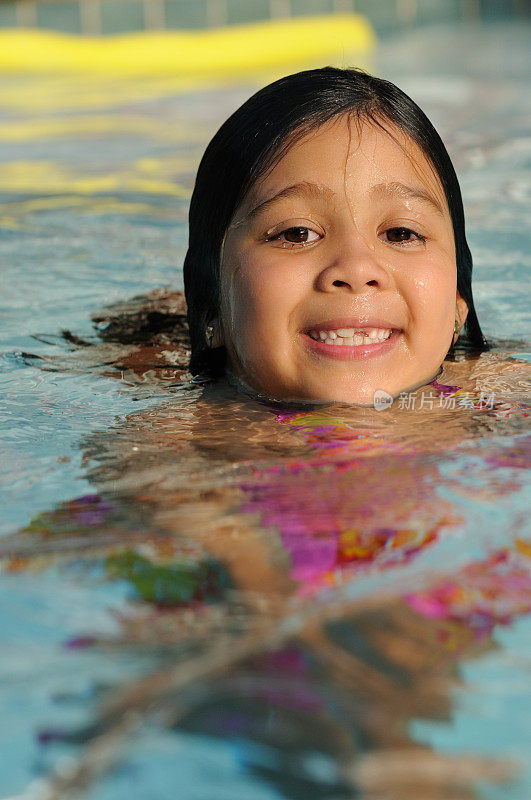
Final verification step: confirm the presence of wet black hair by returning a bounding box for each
[184,66,488,376]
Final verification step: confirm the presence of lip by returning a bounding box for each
[304,317,402,332]
[301,318,403,361]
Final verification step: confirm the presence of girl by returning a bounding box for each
[184,66,489,406]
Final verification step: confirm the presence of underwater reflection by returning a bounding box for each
[3,294,530,800]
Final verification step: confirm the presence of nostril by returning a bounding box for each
[332,279,379,288]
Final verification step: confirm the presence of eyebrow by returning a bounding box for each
[370,181,444,214]
[243,181,336,222]
[242,178,444,224]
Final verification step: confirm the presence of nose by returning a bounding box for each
[315,230,391,294]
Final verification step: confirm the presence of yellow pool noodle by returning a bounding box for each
[0,14,375,76]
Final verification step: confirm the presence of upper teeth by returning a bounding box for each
[309,328,392,345]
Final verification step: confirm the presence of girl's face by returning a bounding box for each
[219,115,467,404]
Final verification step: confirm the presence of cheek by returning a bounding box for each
[222,262,275,339]
[402,253,457,331]
[219,258,284,372]
[221,253,306,337]
[220,263,255,334]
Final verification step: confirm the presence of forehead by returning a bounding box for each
[243,114,448,213]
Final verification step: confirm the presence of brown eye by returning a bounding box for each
[384,227,424,243]
[284,227,311,243]
[267,226,321,246]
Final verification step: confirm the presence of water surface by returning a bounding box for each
[1,22,530,800]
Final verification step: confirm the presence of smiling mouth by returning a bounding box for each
[301,322,403,360]
[307,326,393,346]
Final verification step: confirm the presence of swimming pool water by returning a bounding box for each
[1,21,530,800]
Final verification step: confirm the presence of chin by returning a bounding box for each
[273,385,385,407]
[236,365,439,408]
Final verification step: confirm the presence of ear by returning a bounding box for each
[454,292,469,341]
[206,317,224,349]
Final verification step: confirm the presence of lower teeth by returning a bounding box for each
[320,335,389,345]
[310,331,392,344]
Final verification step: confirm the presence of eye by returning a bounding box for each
[266,226,322,247]
[381,227,426,244]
